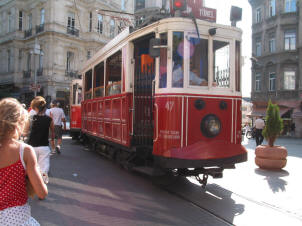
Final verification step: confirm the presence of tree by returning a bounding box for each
[262,100,283,147]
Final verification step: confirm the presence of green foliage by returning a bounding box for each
[262,100,283,146]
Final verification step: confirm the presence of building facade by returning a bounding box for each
[249,0,302,137]
[0,0,134,110]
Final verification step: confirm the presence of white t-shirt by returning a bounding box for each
[255,118,265,129]
[45,108,51,116]
[50,107,65,126]
[29,109,37,116]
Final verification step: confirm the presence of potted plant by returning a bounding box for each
[255,100,287,169]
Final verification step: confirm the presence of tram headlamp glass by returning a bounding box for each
[201,114,221,138]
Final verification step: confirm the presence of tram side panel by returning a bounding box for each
[82,93,133,147]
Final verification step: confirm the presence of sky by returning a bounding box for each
[205,0,252,97]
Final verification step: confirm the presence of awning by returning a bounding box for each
[292,109,302,119]
[250,107,290,117]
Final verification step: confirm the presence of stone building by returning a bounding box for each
[249,0,302,137]
[0,0,134,110]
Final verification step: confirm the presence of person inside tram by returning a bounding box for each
[172,60,206,87]
[189,60,207,86]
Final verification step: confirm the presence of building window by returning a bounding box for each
[269,72,276,91]
[39,50,43,69]
[135,0,145,11]
[284,30,296,50]
[284,71,295,90]
[89,12,92,32]
[67,12,75,29]
[7,50,11,72]
[121,0,125,11]
[269,0,276,17]
[27,53,31,71]
[66,51,74,72]
[28,13,32,30]
[87,51,91,60]
[256,8,261,23]
[18,49,22,71]
[19,11,23,31]
[269,35,276,53]
[97,14,103,33]
[255,73,261,91]
[285,0,296,13]
[256,38,261,56]
[40,8,45,25]
[110,19,115,38]
[8,12,13,32]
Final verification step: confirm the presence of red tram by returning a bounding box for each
[76,15,247,186]
[69,79,82,139]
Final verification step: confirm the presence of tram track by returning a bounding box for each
[151,175,234,226]
[153,175,302,226]
[162,185,234,226]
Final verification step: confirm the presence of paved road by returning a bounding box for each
[30,136,302,226]
[30,136,227,226]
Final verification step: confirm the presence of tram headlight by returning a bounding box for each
[201,114,221,138]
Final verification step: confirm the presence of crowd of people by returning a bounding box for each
[0,96,66,225]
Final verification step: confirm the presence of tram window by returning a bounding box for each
[94,61,104,97]
[106,50,122,96]
[159,33,167,88]
[172,31,184,88]
[213,40,230,88]
[77,87,82,104]
[189,37,208,86]
[235,41,241,92]
[72,84,77,105]
[85,70,92,99]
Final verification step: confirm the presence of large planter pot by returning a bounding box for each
[255,145,287,169]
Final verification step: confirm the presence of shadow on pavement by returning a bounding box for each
[254,168,289,193]
[159,175,245,225]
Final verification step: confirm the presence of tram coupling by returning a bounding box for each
[177,167,224,188]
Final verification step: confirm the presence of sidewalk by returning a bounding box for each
[214,136,302,221]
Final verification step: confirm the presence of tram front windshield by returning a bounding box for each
[167,31,231,89]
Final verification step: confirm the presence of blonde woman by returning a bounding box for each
[0,98,47,225]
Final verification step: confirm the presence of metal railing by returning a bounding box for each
[65,70,79,78]
[23,70,31,78]
[36,24,44,34]
[37,68,43,76]
[67,27,79,37]
[24,29,32,38]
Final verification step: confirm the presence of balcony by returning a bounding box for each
[23,70,31,78]
[24,29,32,38]
[65,70,79,78]
[37,68,43,76]
[67,27,79,37]
[36,24,44,34]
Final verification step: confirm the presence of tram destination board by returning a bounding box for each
[170,0,217,22]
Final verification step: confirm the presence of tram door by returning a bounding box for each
[132,35,155,146]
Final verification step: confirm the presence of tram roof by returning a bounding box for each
[81,17,242,74]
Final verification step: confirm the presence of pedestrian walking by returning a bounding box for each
[27,96,55,183]
[291,122,295,137]
[50,100,66,154]
[244,122,251,137]
[254,117,265,146]
[0,98,48,225]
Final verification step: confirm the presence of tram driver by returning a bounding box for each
[172,60,207,87]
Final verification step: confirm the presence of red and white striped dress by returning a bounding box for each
[0,142,39,226]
